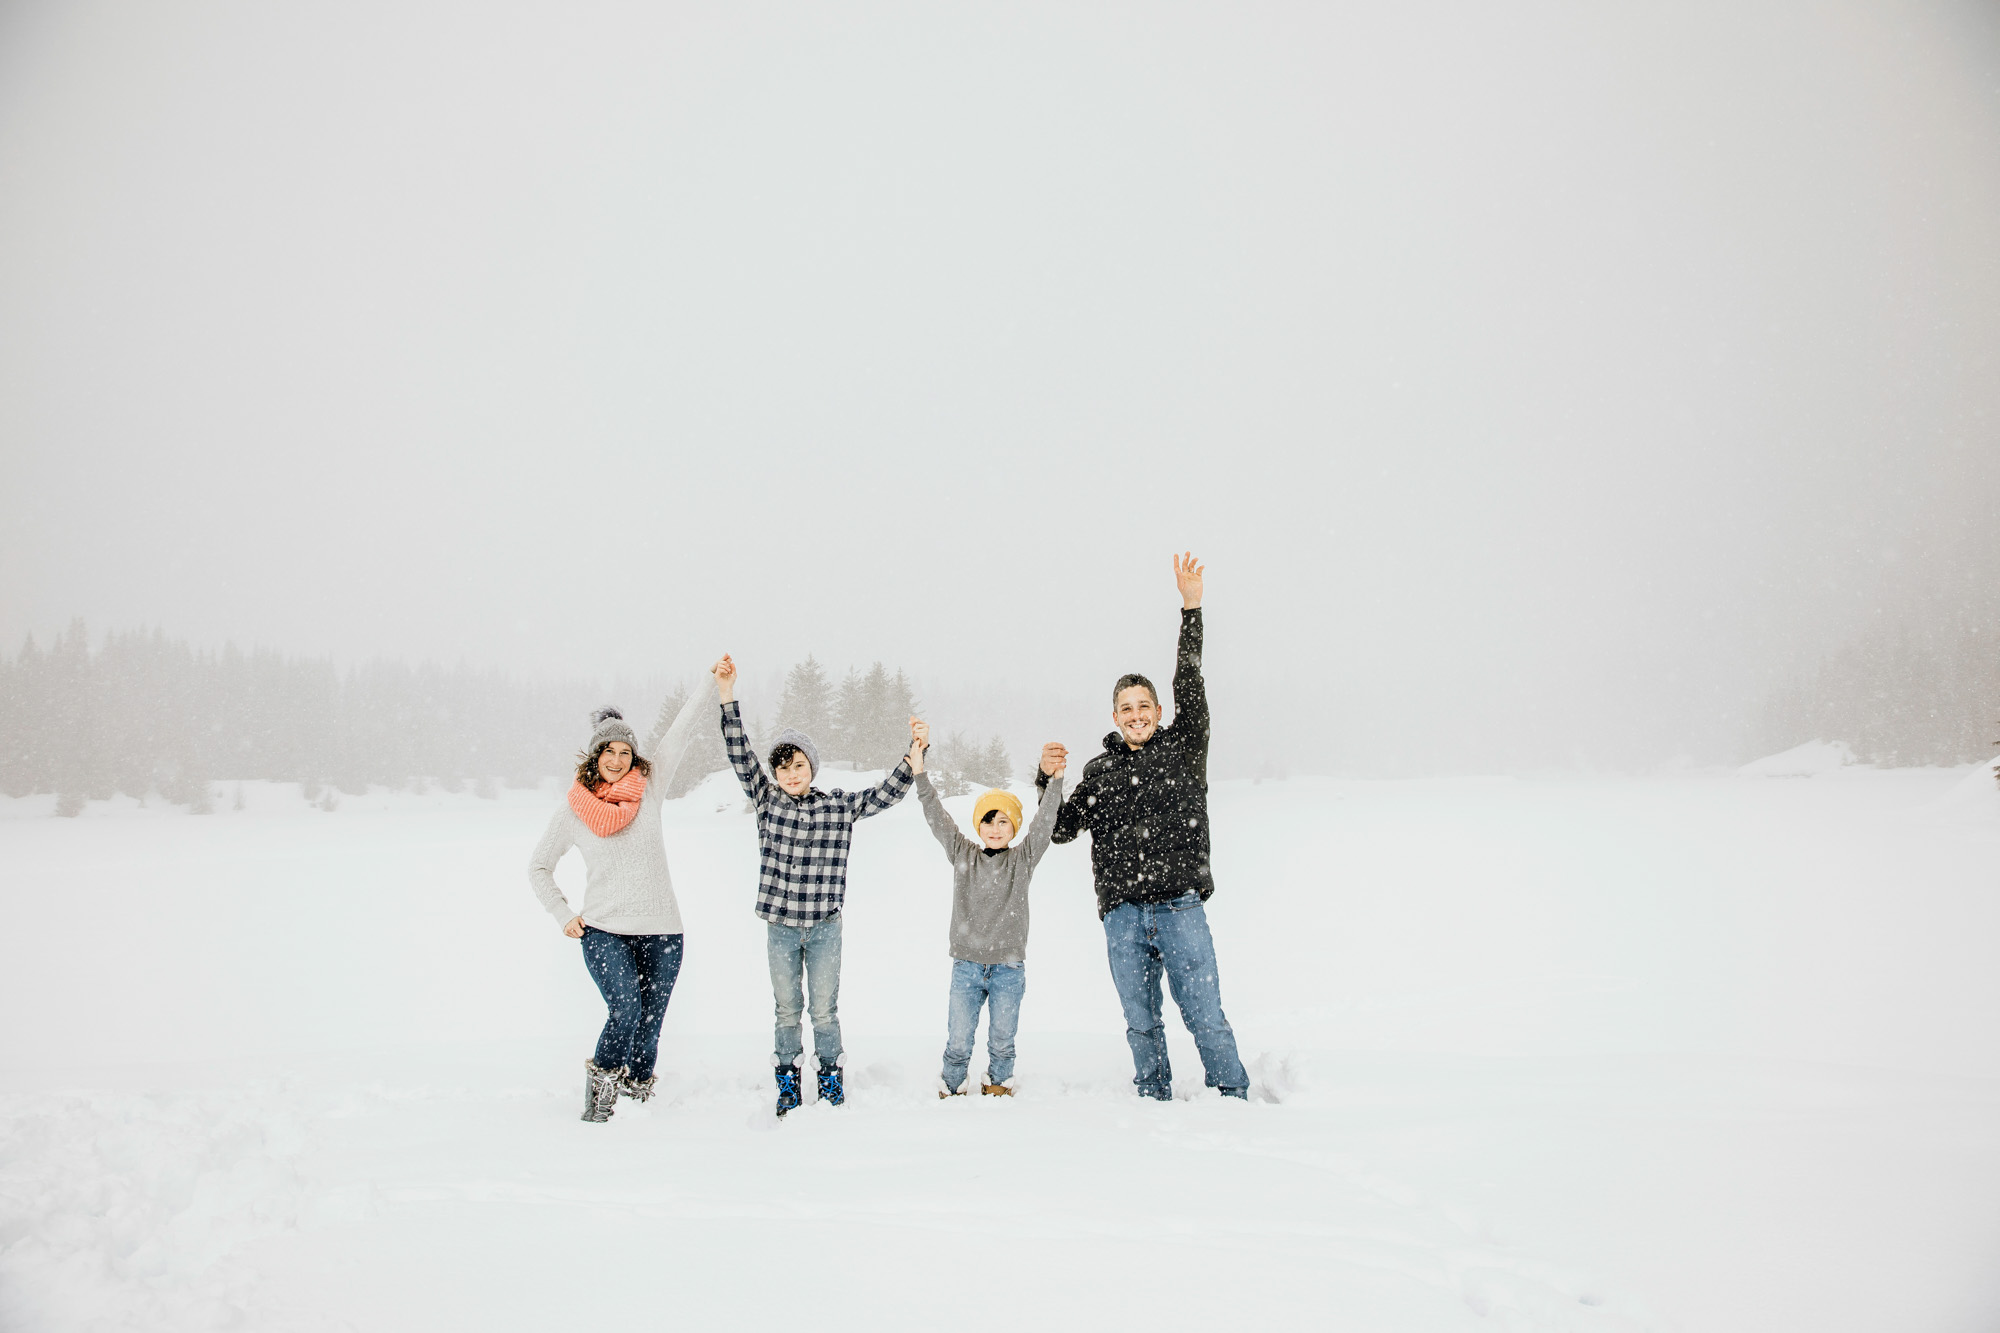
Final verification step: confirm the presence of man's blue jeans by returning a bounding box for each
[768,912,843,1070]
[1102,893,1247,1098]
[580,928,684,1081]
[941,959,1025,1091]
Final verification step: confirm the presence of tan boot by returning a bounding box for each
[980,1080,1015,1097]
[938,1078,967,1099]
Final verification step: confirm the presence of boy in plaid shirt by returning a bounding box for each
[711,654,920,1115]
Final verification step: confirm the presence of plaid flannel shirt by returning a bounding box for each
[722,701,915,926]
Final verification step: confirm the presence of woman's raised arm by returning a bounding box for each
[646,677,715,792]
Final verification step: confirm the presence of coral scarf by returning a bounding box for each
[568,770,647,837]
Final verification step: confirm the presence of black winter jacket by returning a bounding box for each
[1043,607,1212,918]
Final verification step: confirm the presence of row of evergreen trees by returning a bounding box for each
[0,623,1026,812]
[0,621,608,807]
[765,656,1017,796]
[1758,620,2000,766]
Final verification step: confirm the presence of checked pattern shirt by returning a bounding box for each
[722,701,914,926]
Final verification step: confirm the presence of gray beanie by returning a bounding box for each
[770,727,820,780]
[587,707,639,757]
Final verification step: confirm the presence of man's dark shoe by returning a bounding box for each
[817,1064,845,1106]
[774,1063,802,1116]
[1219,1086,1248,1100]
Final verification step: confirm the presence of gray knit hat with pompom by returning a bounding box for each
[587,706,639,756]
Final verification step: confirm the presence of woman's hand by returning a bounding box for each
[908,717,929,773]
[711,654,737,704]
[564,915,586,939]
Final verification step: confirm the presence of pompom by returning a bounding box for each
[590,706,624,726]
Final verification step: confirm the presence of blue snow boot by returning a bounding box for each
[817,1063,845,1107]
[774,1064,802,1116]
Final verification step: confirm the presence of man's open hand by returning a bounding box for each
[1174,552,1204,609]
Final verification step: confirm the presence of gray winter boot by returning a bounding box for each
[619,1071,657,1102]
[582,1060,624,1122]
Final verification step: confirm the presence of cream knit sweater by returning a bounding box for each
[527,684,711,936]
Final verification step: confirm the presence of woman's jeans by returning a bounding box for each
[767,912,844,1070]
[941,959,1025,1091]
[580,928,684,1081]
[1102,893,1247,1098]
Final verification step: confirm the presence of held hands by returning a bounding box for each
[711,654,737,704]
[564,915,586,939]
[908,717,930,773]
[1039,741,1068,778]
[1174,551,1204,609]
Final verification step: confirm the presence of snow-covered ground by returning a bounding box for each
[4,761,2000,1331]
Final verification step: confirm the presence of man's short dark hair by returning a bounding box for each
[769,742,805,771]
[1112,673,1158,708]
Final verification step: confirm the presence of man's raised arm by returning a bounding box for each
[1170,551,1209,760]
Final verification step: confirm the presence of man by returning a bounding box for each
[1044,552,1250,1100]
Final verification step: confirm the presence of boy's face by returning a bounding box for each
[774,751,814,796]
[1112,685,1161,748]
[979,813,1015,848]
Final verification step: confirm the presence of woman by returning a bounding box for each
[529,687,710,1122]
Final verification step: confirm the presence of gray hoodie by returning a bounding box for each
[913,770,1064,965]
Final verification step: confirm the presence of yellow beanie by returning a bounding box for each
[971,789,1024,839]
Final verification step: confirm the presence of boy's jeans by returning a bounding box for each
[580,928,684,1082]
[1102,893,1248,1098]
[941,959,1025,1091]
[767,912,843,1070]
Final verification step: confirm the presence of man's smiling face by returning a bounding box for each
[1113,684,1161,748]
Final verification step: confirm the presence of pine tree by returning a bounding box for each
[48,620,103,805]
[831,667,865,765]
[0,634,38,797]
[846,663,918,769]
[777,656,836,753]
[933,730,975,796]
[980,735,1013,788]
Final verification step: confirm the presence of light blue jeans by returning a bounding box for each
[768,913,843,1070]
[941,959,1025,1092]
[1103,893,1247,1098]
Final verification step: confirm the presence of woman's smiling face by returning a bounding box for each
[596,741,633,783]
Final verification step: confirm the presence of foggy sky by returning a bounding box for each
[4,1,1999,774]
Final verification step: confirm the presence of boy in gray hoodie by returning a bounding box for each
[910,731,1068,1096]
